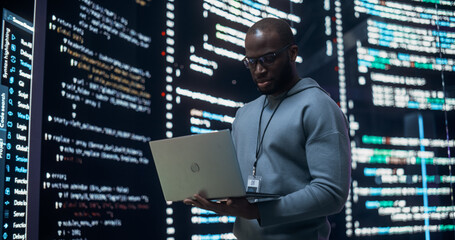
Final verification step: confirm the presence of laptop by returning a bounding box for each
[149,129,280,202]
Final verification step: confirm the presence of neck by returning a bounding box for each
[270,74,300,97]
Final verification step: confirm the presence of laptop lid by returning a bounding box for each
[149,129,247,202]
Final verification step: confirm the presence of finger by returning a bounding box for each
[189,195,214,208]
[193,194,211,204]
[183,198,195,205]
[193,194,220,209]
[185,200,206,210]
[193,195,229,214]
[183,198,206,208]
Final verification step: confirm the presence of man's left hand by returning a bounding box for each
[183,194,259,219]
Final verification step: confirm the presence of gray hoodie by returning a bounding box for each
[232,78,351,240]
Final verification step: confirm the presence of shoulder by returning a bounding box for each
[288,80,348,140]
[288,80,340,118]
[304,88,340,115]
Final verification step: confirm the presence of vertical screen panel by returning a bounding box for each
[0,9,33,240]
[339,0,455,239]
[32,0,166,239]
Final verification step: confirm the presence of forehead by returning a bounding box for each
[244,29,282,57]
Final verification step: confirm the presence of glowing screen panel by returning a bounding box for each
[26,0,455,239]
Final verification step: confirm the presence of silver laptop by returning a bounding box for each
[149,129,280,202]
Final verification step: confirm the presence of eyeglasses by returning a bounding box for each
[242,43,291,69]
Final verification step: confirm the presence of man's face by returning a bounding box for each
[244,30,295,96]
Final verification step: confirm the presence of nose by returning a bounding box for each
[253,62,267,75]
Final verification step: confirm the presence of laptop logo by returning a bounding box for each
[190,162,200,173]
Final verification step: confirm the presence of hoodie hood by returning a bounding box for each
[287,77,329,97]
[267,77,329,102]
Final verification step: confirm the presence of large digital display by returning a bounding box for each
[29,0,166,239]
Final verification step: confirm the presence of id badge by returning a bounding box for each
[247,175,262,193]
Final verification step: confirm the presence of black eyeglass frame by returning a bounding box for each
[242,43,292,69]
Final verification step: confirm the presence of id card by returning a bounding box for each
[247,175,262,193]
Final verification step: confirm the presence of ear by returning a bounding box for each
[288,44,298,62]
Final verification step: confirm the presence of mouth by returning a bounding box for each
[256,80,271,88]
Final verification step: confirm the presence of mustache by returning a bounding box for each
[254,76,269,83]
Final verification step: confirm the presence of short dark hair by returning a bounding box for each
[246,18,295,46]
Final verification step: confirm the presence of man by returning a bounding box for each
[184,18,351,240]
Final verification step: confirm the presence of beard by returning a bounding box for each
[256,58,295,96]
